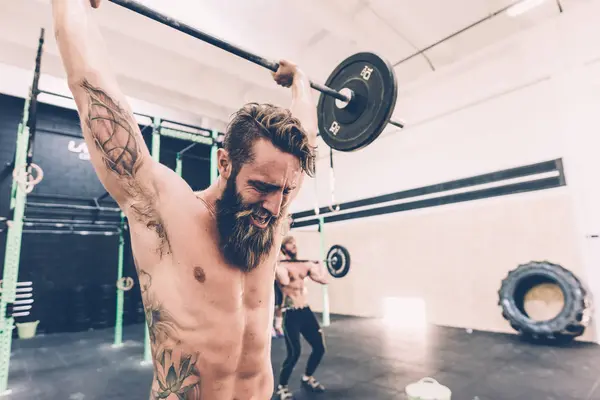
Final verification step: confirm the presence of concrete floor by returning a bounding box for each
[3,315,600,399]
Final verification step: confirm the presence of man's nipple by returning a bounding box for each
[193,266,206,283]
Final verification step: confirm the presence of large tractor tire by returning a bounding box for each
[498,261,592,343]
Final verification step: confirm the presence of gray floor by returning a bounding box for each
[3,315,600,399]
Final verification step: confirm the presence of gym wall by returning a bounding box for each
[0,60,226,133]
[0,94,211,334]
[291,2,600,342]
[0,95,129,334]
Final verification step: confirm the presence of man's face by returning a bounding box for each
[216,139,302,271]
[284,240,297,258]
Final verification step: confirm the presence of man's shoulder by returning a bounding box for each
[142,187,215,240]
[193,191,217,220]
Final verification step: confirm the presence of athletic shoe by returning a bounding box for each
[276,385,294,399]
[301,376,325,393]
[271,328,284,339]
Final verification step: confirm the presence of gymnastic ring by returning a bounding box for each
[116,277,134,291]
[12,163,44,194]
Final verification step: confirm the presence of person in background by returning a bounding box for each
[275,235,329,399]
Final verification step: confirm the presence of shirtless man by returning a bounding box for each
[275,236,329,399]
[51,1,317,398]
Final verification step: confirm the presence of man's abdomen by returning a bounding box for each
[235,368,274,400]
[147,348,272,400]
[146,302,273,399]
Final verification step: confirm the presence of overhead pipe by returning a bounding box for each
[368,5,435,71]
[392,0,553,68]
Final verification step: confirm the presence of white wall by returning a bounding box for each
[291,0,600,342]
[293,0,600,212]
[0,61,226,131]
[555,59,600,341]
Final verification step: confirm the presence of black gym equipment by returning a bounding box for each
[108,0,404,152]
[279,244,351,279]
[317,53,398,151]
[325,245,351,278]
[25,29,44,173]
[498,261,591,343]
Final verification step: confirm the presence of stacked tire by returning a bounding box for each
[498,261,592,343]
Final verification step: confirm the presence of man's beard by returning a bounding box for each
[282,247,297,260]
[215,176,280,272]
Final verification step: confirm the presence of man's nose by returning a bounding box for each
[262,191,284,217]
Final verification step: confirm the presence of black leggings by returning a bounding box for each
[279,307,326,386]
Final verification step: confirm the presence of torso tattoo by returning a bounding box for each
[138,268,202,399]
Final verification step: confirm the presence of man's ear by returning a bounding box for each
[217,148,232,180]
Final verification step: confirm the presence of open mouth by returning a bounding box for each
[250,213,271,229]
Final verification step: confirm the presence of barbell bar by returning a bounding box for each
[108,0,405,152]
[108,0,345,100]
[280,259,325,264]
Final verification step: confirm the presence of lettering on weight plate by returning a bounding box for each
[329,121,341,135]
[360,66,373,81]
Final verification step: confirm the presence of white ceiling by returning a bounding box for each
[0,0,588,129]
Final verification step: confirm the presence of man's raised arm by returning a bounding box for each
[273,60,319,148]
[52,0,156,211]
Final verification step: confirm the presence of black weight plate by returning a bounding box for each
[317,52,398,152]
[326,244,351,278]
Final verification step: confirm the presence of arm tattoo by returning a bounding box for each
[139,269,202,399]
[81,79,142,179]
[81,81,171,254]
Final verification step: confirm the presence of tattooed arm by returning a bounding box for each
[51,0,156,210]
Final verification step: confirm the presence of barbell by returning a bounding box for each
[108,0,404,152]
[280,245,351,278]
